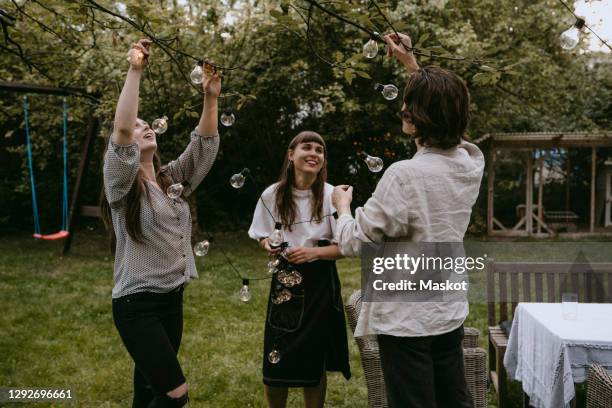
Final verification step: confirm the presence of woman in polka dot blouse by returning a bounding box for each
[101,39,220,407]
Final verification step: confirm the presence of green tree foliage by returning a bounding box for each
[1,0,610,234]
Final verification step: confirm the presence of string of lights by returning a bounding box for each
[558,0,612,52]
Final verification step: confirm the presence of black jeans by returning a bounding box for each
[377,325,473,408]
[112,286,186,408]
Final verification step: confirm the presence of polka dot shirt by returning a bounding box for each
[103,130,219,298]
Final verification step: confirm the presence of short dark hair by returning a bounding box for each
[402,65,469,149]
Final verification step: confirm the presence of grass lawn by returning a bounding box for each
[1,228,527,407]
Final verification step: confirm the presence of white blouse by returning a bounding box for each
[248,182,337,248]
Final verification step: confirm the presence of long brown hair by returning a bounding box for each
[275,131,327,231]
[101,150,172,252]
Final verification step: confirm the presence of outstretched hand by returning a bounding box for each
[384,32,419,74]
[203,60,221,97]
[127,38,152,70]
[332,185,353,215]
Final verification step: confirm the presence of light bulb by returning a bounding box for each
[363,36,379,59]
[193,240,210,256]
[230,168,249,189]
[560,18,585,50]
[277,270,291,286]
[374,83,399,101]
[166,182,185,199]
[267,261,277,275]
[277,243,290,259]
[363,152,384,173]
[278,270,297,287]
[348,162,359,175]
[289,271,302,285]
[126,49,144,65]
[272,288,292,304]
[190,61,204,84]
[268,222,284,248]
[152,116,168,134]
[238,279,251,302]
[220,109,236,127]
[268,349,281,364]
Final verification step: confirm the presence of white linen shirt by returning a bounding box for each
[335,140,485,337]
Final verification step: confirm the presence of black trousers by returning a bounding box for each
[112,286,186,408]
[377,325,473,408]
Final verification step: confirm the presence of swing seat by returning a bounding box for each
[33,230,70,241]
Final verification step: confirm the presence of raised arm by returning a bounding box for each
[112,39,151,145]
[163,64,221,195]
[196,62,220,135]
[384,32,419,75]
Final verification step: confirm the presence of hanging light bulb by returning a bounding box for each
[374,83,399,101]
[276,270,288,285]
[272,288,292,304]
[238,279,251,302]
[190,60,204,84]
[268,348,281,364]
[126,48,144,65]
[166,182,186,199]
[193,240,210,256]
[363,152,384,173]
[363,32,380,58]
[289,271,303,285]
[560,17,585,50]
[152,116,168,134]
[220,108,236,127]
[267,260,278,275]
[268,222,284,248]
[229,168,249,189]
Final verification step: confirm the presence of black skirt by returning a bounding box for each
[262,259,351,387]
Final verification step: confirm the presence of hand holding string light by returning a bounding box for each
[384,32,419,74]
[332,185,353,216]
[126,38,152,69]
[202,61,222,97]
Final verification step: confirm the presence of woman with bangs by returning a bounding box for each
[248,131,351,408]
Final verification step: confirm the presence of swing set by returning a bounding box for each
[1,81,100,254]
[22,96,70,240]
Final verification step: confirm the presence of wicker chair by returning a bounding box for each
[345,290,488,408]
[587,364,612,408]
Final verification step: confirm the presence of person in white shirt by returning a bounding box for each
[332,32,485,408]
[249,131,351,408]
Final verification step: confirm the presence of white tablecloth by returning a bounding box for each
[504,303,612,408]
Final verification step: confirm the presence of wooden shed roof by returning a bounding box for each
[474,132,612,148]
